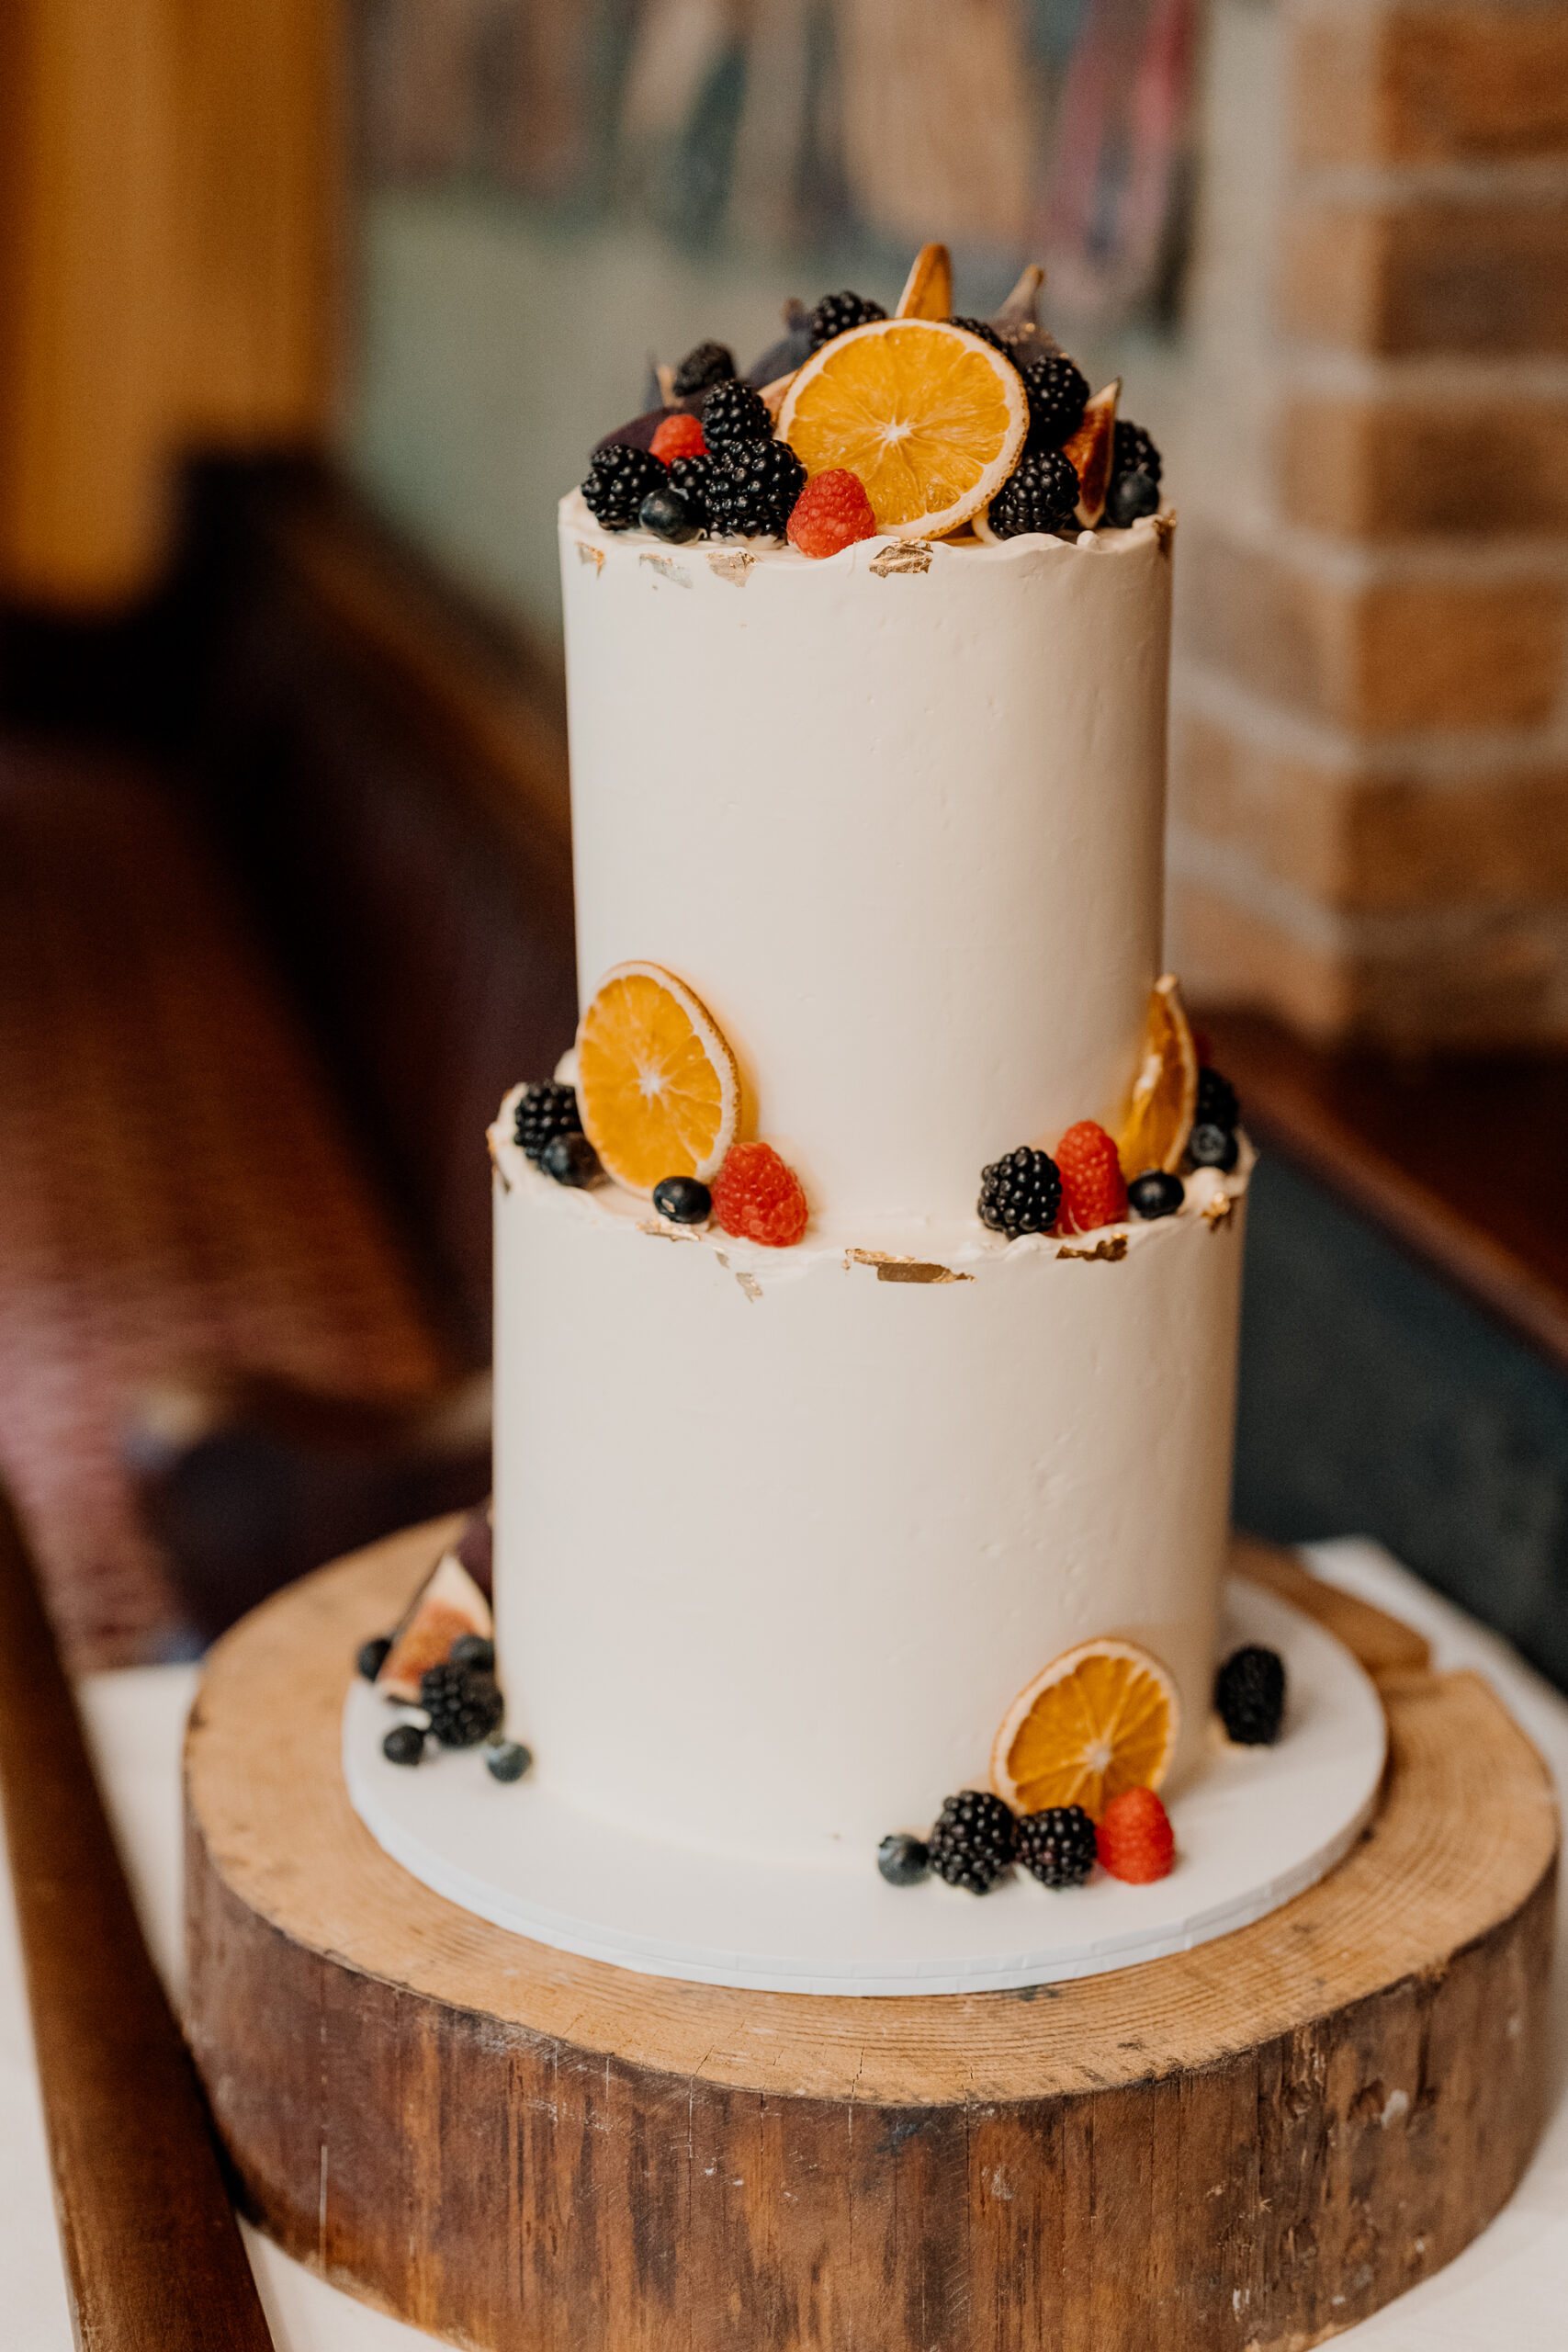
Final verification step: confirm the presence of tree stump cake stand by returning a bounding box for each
[184,1520,1559,2352]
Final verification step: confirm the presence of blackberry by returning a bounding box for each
[451,1633,495,1673]
[542,1132,601,1187]
[1195,1066,1239,1133]
[1104,469,1159,528]
[987,448,1079,540]
[667,453,712,527]
[808,289,887,348]
[1128,1170,1185,1220]
[1020,353,1089,448]
[672,339,735,398]
[419,1661,504,1748]
[706,437,807,538]
[951,314,1010,356]
[639,484,702,542]
[928,1790,1017,1894]
[652,1175,712,1224]
[1188,1123,1239,1173]
[877,1833,931,1887]
[357,1634,391,1682]
[581,442,666,531]
[1113,419,1162,485]
[486,1738,533,1783]
[1215,1645,1286,1746]
[978,1145,1062,1238]
[1016,1804,1098,1889]
[383,1723,425,1767]
[702,378,773,448]
[514,1080,581,1164]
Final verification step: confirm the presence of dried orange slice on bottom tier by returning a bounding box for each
[1115,973,1199,1179]
[992,1638,1179,1820]
[778,319,1028,539]
[576,962,739,1196]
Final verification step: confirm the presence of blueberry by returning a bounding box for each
[451,1633,495,1673]
[1105,469,1159,527]
[383,1723,425,1767]
[877,1833,931,1887]
[357,1634,392,1682]
[639,484,702,542]
[542,1132,600,1187]
[1128,1170,1184,1219]
[486,1739,533,1783]
[1188,1123,1239,1172]
[652,1175,712,1225]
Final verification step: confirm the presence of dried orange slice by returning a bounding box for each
[576,963,739,1196]
[992,1638,1179,1820]
[1115,973,1199,1180]
[894,240,953,321]
[778,319,1028,539]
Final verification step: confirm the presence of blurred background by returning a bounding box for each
[1,0,1566,1690]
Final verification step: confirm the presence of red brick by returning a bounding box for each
[1281,200,1568,356]
[1294,5,1568,167]
[1282,393,1568,537]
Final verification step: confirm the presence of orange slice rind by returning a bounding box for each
[1115,974,1199,1180]
[991,1637,1179,1821]
[894,241,953,322]
[778,319,1029,540]
[576,962,739,1196]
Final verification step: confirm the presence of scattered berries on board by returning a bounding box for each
[652,1174,713,1225]
[1105,469,1159,527]
[1215,1645,1287,1746]
[1113,419,1162,485]
[706,437,808,537]
[486,1739,533,1782]
[581,442,666,531]
[950,314,1010,355]
[1187,1122,1239,1173]
[787,468,878,558]
[987,447,1079,539]
[649,412,706,464]
[542,1132,602,1187]
[711,1141,809,1247]
[419,1662,505,1748]
[1016,1804,1098,1889]
[978,1146,1062,1238]
[877,1833,931,1887]
[1055,1121,1129,1234]
[1128,1169,1185,1220]
[928,1790,1018,1894]
[808,289,888,348]
[666,453,712,527]
[639,483,702,542]
[671,340,734,398]
[451,1633,495,1673]
[514,1080,582,1164]
[357,1634,391,1682]
[1020,353,1089,448]
[1195,1066,1239,1133]
[1096,1785,1175,1883]
[383,1723,425,1767]
[701,378,774,448]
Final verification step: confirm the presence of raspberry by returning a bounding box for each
[650,412,706,464]
[1096,1786,1175,1884]
[786,469,877,559]
[1055,1121,1128,1234]
[711,1142,809,1247]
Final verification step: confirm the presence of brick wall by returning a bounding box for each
[1170,0,1568,1044]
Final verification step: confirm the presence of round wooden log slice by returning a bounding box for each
[186,1520,1559,2352]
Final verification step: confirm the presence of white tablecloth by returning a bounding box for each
[4,1541,1565,2349]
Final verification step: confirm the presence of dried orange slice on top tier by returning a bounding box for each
[778,320,1028,539]
[992,1639,1179,1821]
[1115,973,1199,1179]
[576,963,739,1196]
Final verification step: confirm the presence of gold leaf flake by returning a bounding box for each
[870,540,932,577]
[639,552,692,587]
[1056,1235,1128,1263]
[1201,1190,1234,1230]
[577,541,605,573]
[845,1249,971,1283]
[1153,512,1177,558]
[486,1133,512,1193]
[706,548,755,586]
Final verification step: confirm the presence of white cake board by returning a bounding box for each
[343,1579,1386,1996]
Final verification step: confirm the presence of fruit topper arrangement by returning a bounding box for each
[579,243,1164,559]
[358,1507,533,1781]
[877,1632,1288,1897]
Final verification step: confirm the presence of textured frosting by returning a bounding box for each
[492,1105,1249,1868]
[560,493,1173,1227]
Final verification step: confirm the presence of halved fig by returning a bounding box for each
[377,1547,492,1702]
[1064,379,1121,526]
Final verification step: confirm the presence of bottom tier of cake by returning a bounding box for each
[491,1104,1249,1870]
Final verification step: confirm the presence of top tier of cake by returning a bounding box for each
[561,492,1172,1228]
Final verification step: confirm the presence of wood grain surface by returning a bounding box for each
[186,1517,1559,2352]
[0,1489,275,2352]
